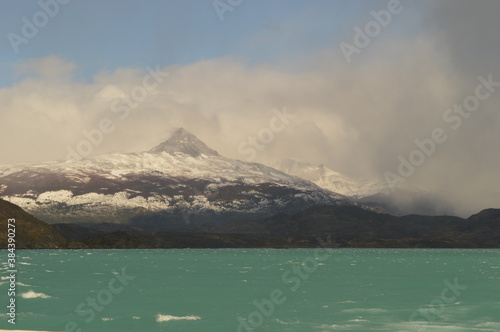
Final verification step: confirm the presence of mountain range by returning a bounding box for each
[1,128,498,249]
[2,197,499,249]
[273,158,385,198]
[273,158,455,216]
[0,128,348,229]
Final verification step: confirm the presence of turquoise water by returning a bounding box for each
[1,249,500,331]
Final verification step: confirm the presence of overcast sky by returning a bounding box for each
[1,0,499,216]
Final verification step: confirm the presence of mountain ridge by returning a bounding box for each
[0,198,68,249]
[0,129,348,227]
[1,197,499,249]
[273,158,385,198]
[274,158,457,216]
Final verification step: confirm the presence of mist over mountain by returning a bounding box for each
[2,1,500,217]
[273,158,385,198]
[0,129,348,228]
[149,127,220,157]
[272,158,456,216]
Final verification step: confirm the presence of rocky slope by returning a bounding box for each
[0,199,67,249]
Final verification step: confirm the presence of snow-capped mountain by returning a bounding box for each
[0,129,348,226]
[273,158,386,198]
[273,158,456,216]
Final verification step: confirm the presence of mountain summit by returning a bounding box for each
[0,128,346,226]
[150,128,219,157]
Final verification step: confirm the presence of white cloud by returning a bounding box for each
[1,21,499,218]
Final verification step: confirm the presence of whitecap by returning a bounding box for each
[476,321,500,328]
[20,290,51,299]
[274,318,299,325]
[341,308,387,314]
[156,314,201,322]
[335,300,356,304]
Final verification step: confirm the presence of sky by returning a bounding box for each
[1,0,499,216]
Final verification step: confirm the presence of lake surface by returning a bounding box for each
[1,249,499,331]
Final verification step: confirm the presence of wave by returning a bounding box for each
[20,290,51,299]
[156,314,201,322]
[341,308,388,314]
[274,318,299,325]
[391,321,500,331]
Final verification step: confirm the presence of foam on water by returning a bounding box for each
[274,318,299,325]
[2,248,499,332]
[20,290,52,299]
[155,314,201,322]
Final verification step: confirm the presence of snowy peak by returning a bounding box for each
[274,158,385,198]
[0,134,347,225]
[149,128,219,157]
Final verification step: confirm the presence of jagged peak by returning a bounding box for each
[149,128,219,157]
[167,127,195,141]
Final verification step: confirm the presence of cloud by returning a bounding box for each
[2,0,500,218]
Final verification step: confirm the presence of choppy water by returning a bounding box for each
[0,249,499,331]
